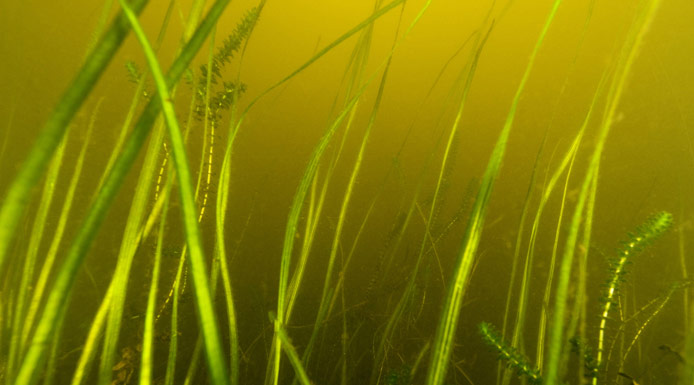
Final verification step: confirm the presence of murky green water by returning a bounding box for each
[1,0,694,384]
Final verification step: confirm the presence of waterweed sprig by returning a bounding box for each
[595,211,673,379]
[479,322,542,385]
[194,6,259,121]
[125,60,143,84]
[569,336,599,379]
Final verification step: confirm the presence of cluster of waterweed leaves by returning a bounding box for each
[478,211,692,384]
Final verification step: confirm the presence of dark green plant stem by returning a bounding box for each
[0,0,148,277]
[13,2,232,384]
[119,1,230,384]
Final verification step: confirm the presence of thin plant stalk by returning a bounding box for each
[139,194,169,385]
[96,0,176,194]
[6,131,67,385]
[118,1,230,384]
[301,0,393,370]
[371,22,490,384]
[534,131,583,370]
[96,101,165,385]
[164,223,186,385]
[498,132,545,385]
[212,6,264,384]
[257,2,410,382]
[13,2,231,384]
[426,0,563,383]
[69,285,113,385]
[0,0,148,276]
[544,1,663,383]
[271,313,312,385]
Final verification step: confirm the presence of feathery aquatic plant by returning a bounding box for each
[595,211,673,375]
[479,322,542,385]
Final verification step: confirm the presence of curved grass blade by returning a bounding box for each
[0,0,148,277]
[96,107,165,385]
[269,312,312,385]
[544,1,664,383]
[371,22,490,384]
[13,2,233,384]
[5,129,67,384]
[298,0,406,372]
[139,194,169,385]
[118,1,229,384]
[426,1,564,383]
[256,1,411,383]
[69,284,113,385]
[21,103,101,356]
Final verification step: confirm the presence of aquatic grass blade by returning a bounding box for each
[13,2,233,384]
[544,1,664,383]
[0,0,148,277]
[269,313,312,385]
[426,0,564,383]
[256,1,413,382]
[6,132,67,384]
[298,0,406,373]
[69,285,113,385]
[139,194,169,385]
[370,20,489,384]
[118,1,230,384]
[96,107,165,385]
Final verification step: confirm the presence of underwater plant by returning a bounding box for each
[480,211,677,384]
[1,0,688,385]
[478,322,542,385]
[594,211,673,381]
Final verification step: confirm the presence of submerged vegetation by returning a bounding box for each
[1,0,692,384]
[479,211,688,384]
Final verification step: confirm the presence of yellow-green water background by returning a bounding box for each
[2,0,694,383]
